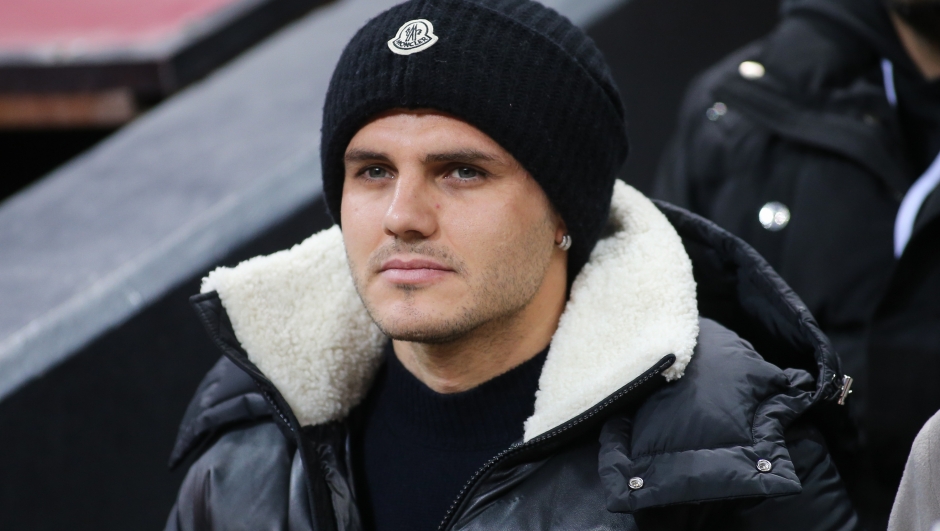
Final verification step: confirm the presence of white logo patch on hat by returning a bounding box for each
[388,19,438,55]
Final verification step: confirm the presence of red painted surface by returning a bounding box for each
[0,0,242,51]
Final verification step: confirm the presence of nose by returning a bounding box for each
[383,172,438,241]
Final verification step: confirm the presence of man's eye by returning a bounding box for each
[451,167,482,180]
[365,167,389,179]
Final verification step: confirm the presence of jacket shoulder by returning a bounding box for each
[653,39,766,209]
[632,317,815,457]
[599,318,816,509]
[165,422,312,531]
[598,319,858,528]
[656,200,841,386]
[169,356,276,468]
[682,41,764,113]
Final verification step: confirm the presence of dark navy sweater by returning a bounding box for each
[353,342,548,531]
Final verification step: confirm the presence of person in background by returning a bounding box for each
[163,0,860,529]
[889,409,940,531]
[654,0,940,525]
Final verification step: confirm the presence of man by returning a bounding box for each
[654,0,940,524]
[166,0,859,529]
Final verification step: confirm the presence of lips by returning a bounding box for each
[379,257,453,285]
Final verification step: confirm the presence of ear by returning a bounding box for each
[553,213,569,245]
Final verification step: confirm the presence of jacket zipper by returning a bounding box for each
[437,357,673,531]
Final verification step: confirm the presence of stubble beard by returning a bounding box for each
[348,219,556,345]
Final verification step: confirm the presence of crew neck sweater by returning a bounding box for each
[353,342,548,531]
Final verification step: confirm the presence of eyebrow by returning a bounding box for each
[423,149,501,165]
[343,148,502,165]
[344,149,390,164]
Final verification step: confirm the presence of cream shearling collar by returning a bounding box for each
[201,181,699,441]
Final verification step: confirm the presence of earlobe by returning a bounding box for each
[554,216,571,251]
[554,211,572,251]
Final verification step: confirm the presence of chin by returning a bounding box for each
[374,316,469,344]
[368,299,477,344]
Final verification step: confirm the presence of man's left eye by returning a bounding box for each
[366,166,389,179]
[451,167,481,179]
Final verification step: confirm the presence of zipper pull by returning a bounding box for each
[837,375,854,406]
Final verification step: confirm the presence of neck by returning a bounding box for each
[891,12,940,80]
[392,255,567,394]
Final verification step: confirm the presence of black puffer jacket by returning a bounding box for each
[166,183,859,530]
[654,0,940,516]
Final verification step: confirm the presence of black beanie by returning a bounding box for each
[321,0,629,277]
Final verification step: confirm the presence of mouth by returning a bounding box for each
[379,257,454,285]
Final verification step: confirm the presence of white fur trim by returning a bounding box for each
[201,226,386,428]
[201,182,698,436]
[523,181,698,440]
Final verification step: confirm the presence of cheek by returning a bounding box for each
[444,194,548,265]
[341,189,386,271]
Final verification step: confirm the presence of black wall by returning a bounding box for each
[0,1,781,528]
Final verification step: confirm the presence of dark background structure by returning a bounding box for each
[0,129,110,200]
[0,199,333,529]
[0,0,780,528]
[591,0,780,194]
[0,0,328,203]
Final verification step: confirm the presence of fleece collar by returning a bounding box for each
[201,181,699,441]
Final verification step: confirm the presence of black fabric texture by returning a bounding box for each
[354,342,547,531]
[165,423,306,531]
[895,73,940,174]
[166,202,860,530]
[653,0,940,524]
[168,356,272,468]
[319,0,629,278]
[599,320,811,512]
[783,0,940,173]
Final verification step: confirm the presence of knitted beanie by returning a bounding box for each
[321,0,629,277]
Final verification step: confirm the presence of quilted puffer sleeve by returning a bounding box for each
[165,422,313,531]
[721,423,861,531]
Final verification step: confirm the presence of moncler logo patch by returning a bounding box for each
[388,19,439,56]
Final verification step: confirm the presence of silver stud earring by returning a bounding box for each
[557,234,572,251]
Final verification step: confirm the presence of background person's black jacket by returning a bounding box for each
[165,183,859,530]
[654,0,940,518]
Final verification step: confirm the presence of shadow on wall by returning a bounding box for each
[588,0,779,194]
[0,1,780,529]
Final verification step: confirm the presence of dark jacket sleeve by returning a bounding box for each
[721,423,861,531]
[165,422,313,531]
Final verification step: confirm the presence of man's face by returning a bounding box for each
[341,110,562,344]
